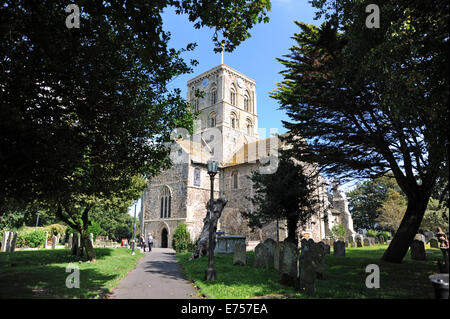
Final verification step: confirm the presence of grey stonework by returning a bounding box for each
[429,238,439,248]
[142,64,357,247]
[414,234,426,243]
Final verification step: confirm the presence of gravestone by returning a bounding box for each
[1,231,10,252]
[5,232,13,252]
[410,240,426,260]
[414,234,426,244]
[319,241,330,255]
[356,236,363,247]
[333,240,346,257]
[44,231,49,249]
[299,241,316,295]
[51,235,57,249]
[253,243,270,269]
[56,234,60,245]
[378,235,385,244]
[61,233,65,245]
[263,238,276,265]
[429,238,439,249]
[10,232,18,252]
[363,238,370,246]
[67,234,73,249]
[274,242,282,271]
[71,233,79,255]
[233,241,247,266]
[309,240,325,280]
[279,240,298,287]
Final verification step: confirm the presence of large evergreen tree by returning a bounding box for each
[272,1,448,262]
[241,156,319,245]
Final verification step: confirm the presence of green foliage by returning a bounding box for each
[366,229,378,238]
[172,222,191,253]
[87,221,104,242]
[376,231,391,241]
[376,189,407,234]
[420,198,449,233]
[331,224,347,241]
[346,175,404,231]
[16,230,47,248]
[42,224,67,237]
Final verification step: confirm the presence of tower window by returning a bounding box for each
[244,94,249,112]
[209,112,216,127]
[194,98,199,112]
[230,113,238,129]
[230,87,236,106]
[211,88,217,105]
[160,186,171,218]
[246,119,253,135]
[232,171,238,189]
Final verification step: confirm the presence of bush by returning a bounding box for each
[16,230,47,248]
[42,224,67,237]
[366,229,378,237]
[172,222,191,253]
[331,224,347,241]
[87,221,104,241]
[376,231,391,241]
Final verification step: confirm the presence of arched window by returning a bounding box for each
[244,93,249,112]
[230,112,238,129]
[210,87,217,105]
[230,86,236,106]
[209,112,216,127]
[232,171,238,189]
[194,98,199,112]
[246,119,253,135]
[160,186,171,218]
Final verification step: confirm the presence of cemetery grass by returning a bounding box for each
[176,245,442,299]
[0,248,144,298]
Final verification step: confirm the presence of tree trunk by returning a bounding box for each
[286,217,299,246]
[382,191,430,263]
[80,230,96,261]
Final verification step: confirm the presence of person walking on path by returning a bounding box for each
[147,233,153,252]
[140,234,146,252]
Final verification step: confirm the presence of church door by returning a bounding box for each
[161,228,168,248]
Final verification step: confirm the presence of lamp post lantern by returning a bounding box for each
[205,159,219,281]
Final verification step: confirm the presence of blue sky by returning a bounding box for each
[162,0,322,137]
[129,1,329,217]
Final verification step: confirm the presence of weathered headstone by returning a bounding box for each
[410,240,426,260]
[333,240,346,257]
[51,235,57,249]
[253,243,270,269]
[56,234,60,245]
[299,241,316,295]
[44,231,49,249]
[274,242,282,271]
[429,238,439,249]
[363,238,371,246]
[67,234,73,249]
[5,231,13,252]
[263,238,276,265]
[319,241,330,255]
[279,240,298,287]
[1,231,10,252]
[356,236,363,247]
[378,235,385,244]
[310,240,325,280]
[414,234,426,244]
[233,241,247,266]
[10,232,18,252]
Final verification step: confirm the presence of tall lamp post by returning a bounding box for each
[205,159,219,281]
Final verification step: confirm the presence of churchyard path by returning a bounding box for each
[109,247,199,299]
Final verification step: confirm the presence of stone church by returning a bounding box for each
[142,63,355,248]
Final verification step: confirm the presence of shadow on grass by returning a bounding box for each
[177,246,442,299]
[0,248,138,299]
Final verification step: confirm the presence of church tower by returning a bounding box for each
[187,64,259,164]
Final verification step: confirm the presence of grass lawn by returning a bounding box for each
[176,245,444,299]
[0,248,143,298]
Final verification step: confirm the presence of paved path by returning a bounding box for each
[110,248,199,299]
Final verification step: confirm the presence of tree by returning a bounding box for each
[331,224,346,241]
[376,189,407,235]
[1,1,271,260]
[241,156,319,245]
[272,0,448,262]
[420,198,449,233]
[346,175,404,231]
